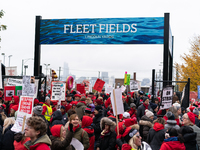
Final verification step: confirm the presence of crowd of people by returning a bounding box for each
[0,88,200,150]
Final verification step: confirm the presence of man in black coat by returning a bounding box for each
[122,96,129,112]
[92,106,103,147]
[137,97,152,121]
[136,90,144,108]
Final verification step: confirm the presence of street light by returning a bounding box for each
[8,55,12,67]
[44,63,50,75]
[24,65,28,75]
[1,53,5,64]
[21,58,34,76]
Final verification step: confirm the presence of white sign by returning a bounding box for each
[51,81,66,101]
[6,90,14,97]
[130,80,138,92]
[70,138,84,150]
[111,88,124,116]
[105,83,113,94]
[7,78,23,86]
[0,60,2,89]
[22,76,35,96]
[5,66,17,76]
[11,96,33,133]
[160,87,173,110]
[121,85,126,93]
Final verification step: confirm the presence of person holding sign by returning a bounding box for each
[24,116,52,150]
[42,97,53,122]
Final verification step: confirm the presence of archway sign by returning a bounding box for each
[34,13,173,88]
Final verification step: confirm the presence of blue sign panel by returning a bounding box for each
[198,86,200,99]
[40,17,164,44]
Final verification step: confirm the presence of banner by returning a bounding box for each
[130,80,138,92]
[82,79,90,91]
[93,78,105,92]
[76,84,85,94]
[40,17,164,44]
[11,96,33,133]
[22,76,35,96]
[181,83,189,109]
[15,86,22,96]
[7,78,23,86]
[5,66,17,76]
[198,86,200,99]
[160,86,173,110]
[4,86,15,101]
[111,88,124,116]
[0,60,2,89]
[51,81,66,101]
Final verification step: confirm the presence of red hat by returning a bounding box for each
[107,109,113,116]
[74,94,81,98]
[122,127,132,137]
[123,118,137,127]
[65,103,73,112]
[2,104,6,109]
[105,97,111,108]
[50,124,63,137]
[187,112,195,124]
[84,107,92,114]
[11,105,18,111]
[39,102,44,105]
[34,99,39,105]
[81,116,93,128]
[122,95,125,99]
[95,99,103,105]
[189,106,195,112]
[52,101,58,106]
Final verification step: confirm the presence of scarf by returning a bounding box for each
[143,103,149,110]
[68,124,80,132]
[100,129,110,139]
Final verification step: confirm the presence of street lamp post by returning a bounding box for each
[8,55,12,67]
[44,63,50,75]
[1,53,5,65]
[24,65,28,75]
[21,58,34,76]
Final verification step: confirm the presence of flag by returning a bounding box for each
[181,82,189,109]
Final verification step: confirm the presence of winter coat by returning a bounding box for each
[65,126,90,150]
[139,115,153,142]
[137,104,152,121]
[14,137,30,150]
[96,117,116,150]
[24,134,51,150]
[165,120,180,130]
[62,112,68,125]
[123,102,129,112]
[92,112,103,141]
[189,125,200,149]
[160,137,185,150]
[75,102,86,120]
[147,122,167,150]
[195,117,200,127]
[50,129,73,150]
[82,116,95,150]
[1,124,15,150]
[0,125,2,149]
[50,110,64,127]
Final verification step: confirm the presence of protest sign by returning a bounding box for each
[22,76,35,96]
[15,86,22,96]
[76,84,85,94]
[121,85,126,92]
[124,73,130,85]
[160,86,173,110]
[7,78,22,86]
[105,83,113,94]
[130,80,138,91]
[70,138,84,150]
[51,81,66,101]
[111,88,124,116]
[0,60,2,89]
[5,66,17,76]
[11,96,33,133]
[82,79,90,91]
[148,86,159,96]
[4,86,15,101]
[93,78,105,92]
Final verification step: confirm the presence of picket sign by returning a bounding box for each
[160,86,173,110]
[113,89,119,136]
[11,96,34,133]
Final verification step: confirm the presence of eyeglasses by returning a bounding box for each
[182,117,188,120]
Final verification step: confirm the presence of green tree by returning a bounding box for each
[0,10,7,43]
[175,35,200,92]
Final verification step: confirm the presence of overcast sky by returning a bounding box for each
[1,0,200,82]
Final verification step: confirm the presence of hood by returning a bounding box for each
[162,140,185,149]
[141,115,153,122]
[25,134,51,149]
[50,124,62,137]
[52,110,62,121]
[129,124,140,130]
[153,122,164,132]
[83,126,94,135]
[139,120,153,128]
[100,117,116,132]
[183,132,197,141]
[81,116,93,128]
[166,120,177,125]
[13,96,19,105]
[122,143,132,150]
[77,102,86,108]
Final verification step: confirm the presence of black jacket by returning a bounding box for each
[123,102,129,112]
[51,110,64,127]
[96,131,116,150]
[0,125,2,149]
[62,113,68,125]
[182,132,197,150]
[147,126,166,150]
[195,117,200,128]
[1,124,15,150]
[137,104,152,121]
[92,113,103,141]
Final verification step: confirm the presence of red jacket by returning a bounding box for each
[29,143,50,150]
[160,140,185,150]
[121,143,132,150]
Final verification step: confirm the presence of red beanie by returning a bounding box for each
[123,118,137,127]
[2,104,6,109]
[95,99,103,105]
[122,127,132,137]
[52,101,58,106]
[187,112,195,124]
[189,106,195,112]
[34,99,39,105]
[74,94,81,98]
[11,105,18,111]
[51,125,63,137]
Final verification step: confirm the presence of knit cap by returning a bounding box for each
[33,106,43,116]
[145,110,154,118]
[130,103,136,108]
[187,112,195,124]
[166,111,175,120]
[123,112,130,119]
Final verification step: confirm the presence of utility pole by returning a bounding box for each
[98,71,100,79]
[58,67,62,80]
